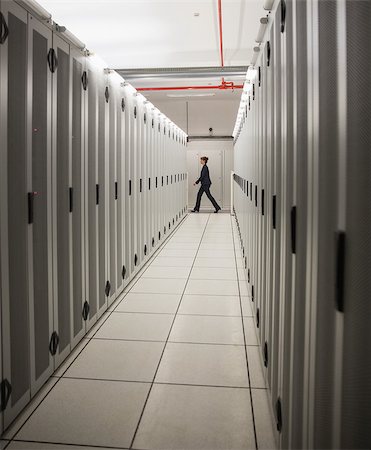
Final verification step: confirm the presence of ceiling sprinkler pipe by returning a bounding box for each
[218,0,225,67]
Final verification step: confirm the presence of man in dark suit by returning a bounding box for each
[191,156,221,213]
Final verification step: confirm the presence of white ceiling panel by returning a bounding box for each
[37,0,266,69]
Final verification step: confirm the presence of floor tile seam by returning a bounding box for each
[89,337,249,346]
[9,438,129,450]
[110,312,245,318]
[230,214,258,450]
[49,375,251,390]
[141,276,238,281]
[128,214,211,449]
[7,217,190,443]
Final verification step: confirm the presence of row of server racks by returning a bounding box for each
[0,0,188,434]
[233,0,370,449]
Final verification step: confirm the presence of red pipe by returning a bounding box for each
[218,0,224,67]
[137,0,231,93]
[137,82,243,92]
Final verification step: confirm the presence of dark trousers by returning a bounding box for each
[194,185,220,211]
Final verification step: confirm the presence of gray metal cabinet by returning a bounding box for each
[341,1,371,448]
[28,13,54,396]
[52,34,72,367]
[0,1,31,427]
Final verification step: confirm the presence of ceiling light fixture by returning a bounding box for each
[255,17,269,43]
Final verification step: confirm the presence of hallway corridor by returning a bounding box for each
[1,213,276,450]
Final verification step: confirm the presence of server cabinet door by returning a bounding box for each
[97,71,108,314]
[107,75,118,305]
[289,0,308,446]
[123,84,133,282]
[52,35,72,367]
[131,96,139,272]
[28,14,54,395]
[70,48,86,348]
[341,2,371,448]
[84,58,99,330]
[0,1,31,427]
[116,82,126,293]
[270,15,283,417]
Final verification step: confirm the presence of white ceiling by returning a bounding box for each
[37,0,265,69]
[37,0,266,134]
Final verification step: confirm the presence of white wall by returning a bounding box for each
[153,99,239,136]
[187,140,233,211]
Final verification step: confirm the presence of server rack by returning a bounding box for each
[0,0,188,434]
[232,0,371,448]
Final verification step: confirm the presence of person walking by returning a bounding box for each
[191,156,221,213]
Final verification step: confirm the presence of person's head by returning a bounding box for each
[200,156,208,165]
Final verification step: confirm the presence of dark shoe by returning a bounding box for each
[214,207,221,213]
[191,209,199,213]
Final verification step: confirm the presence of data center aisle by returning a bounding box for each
[1,214,276,450]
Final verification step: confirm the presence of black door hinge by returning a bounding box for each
[256,308,260,328]
[105,86,109,103]
[81,71,88,90]
[82,301,90,321]
[115,181,118,200]
[264,342,268,367]
[250,183,253,201]
[134,254,138,266]
[47,48,58,73]
[261,189,265,216]
[69,187,73,213]
[291,206,296,254]
[49,331,59,356]
[248,269,250,283]
[96,184,99,205]
[335,231,346,313]
[122,265,126,279]
[134,106,137,118]
[253,84,255,100]
[105,280,111,297]
[152,237,155,247]
[276,397,283,432]
[0,379,12,412]
[121,98,125,112]
[144,244,147,256]
[129,180,132,196]
[272,195,277,229]
[251,285,255,301]
[140,179,142,193]
[0,12,9,45]
[148,178,151,190]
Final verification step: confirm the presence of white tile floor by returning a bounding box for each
[3,213,277,450]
